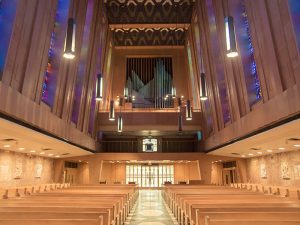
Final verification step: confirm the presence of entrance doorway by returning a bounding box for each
[126,164,174,187]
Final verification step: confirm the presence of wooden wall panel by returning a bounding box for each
[0,0,112,150]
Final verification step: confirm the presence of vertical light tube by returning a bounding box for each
[177,97,182,109]
[63,18,76,59]
[178,114,183,132]
[95,73,103,101]
[225,16,238,58]
[117,116,123,133]
[200,73,208,101]
[186,100,192,121]
[109,100,115,121]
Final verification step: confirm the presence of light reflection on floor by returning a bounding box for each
[127,190,177,225]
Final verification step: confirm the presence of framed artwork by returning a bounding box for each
[14,157,23,179]
[35,164,43,178]
[294,163,300,180]
[281,162,290,180]
[260,163,267,178]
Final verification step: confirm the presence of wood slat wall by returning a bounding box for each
[189,0,300,150]
[0,0,109,150]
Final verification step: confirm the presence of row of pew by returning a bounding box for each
[0,184,138,225]
[231,183,300,199]
[0,183,70,199]
[162,184,300,225]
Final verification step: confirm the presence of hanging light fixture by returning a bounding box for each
[225,16,238,58]
[117,116,123,133]
[178,114,183,132]
[109,100,115,121]
[186,100,192,121]
[95,73,103,101]
[200,73,208,101]
[172,86,176,99]
[63,18,76,59]
[124,87,128,100]
[177,97,182,109]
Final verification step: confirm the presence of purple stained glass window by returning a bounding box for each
[71,0,95,124]
[288,0,300,51]
[232,0,262,106]
[206,0,231,124]
[41,0,70,107]
[0,0,18,77]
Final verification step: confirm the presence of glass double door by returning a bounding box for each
[126,164,174,187]
[141,165,158,187]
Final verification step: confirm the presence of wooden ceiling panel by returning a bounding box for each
[105,0,194,46]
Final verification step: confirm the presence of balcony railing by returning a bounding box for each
[100,140,198,153]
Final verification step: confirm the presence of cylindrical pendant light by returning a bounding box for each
[109,100,115,121]
[117,116,123,133]
[177,97,182,108]
[178,114,183,132]
[124,87,128,100]
[63,18,76,59]
[225,16,238,58]
[172,86,176,99]
[95,73,103,101]
[186,100,192,121]
[200,73,208,101]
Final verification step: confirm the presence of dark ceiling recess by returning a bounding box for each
[105,0,195,46]
[113,27,186,46]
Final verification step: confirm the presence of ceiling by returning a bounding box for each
[0,118,93,159]
[208,119,300,159]
[105,0,195,46]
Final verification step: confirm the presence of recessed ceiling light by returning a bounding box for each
[79,160,82,162]
[278,147,285,150]
[40,152,45,155]
[55,155,60,158]
[257,152,262,154]
[241,155,246,157]
[29,150,36,153]
[293,144,300,147]
[18,147,25,150]
[248,153,254,156]
[3,144,10,148]
[48,153,54,156]
[267,149,273,152]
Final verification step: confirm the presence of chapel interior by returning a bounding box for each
[0,0,300,224]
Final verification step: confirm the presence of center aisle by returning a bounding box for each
[127,190,177,225]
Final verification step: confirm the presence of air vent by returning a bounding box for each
[1,138,17,142]
[231,153,240,155]
[250,147,261,151]
[42,148,52,151]
[287,138,300,141]
[61,153,70,156]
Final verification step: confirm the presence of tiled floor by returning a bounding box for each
[127,190,177,225]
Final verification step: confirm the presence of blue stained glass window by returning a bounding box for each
[0,0,18,77]
[71,0,94,124]
[206,0,231,124]
[232,0,262,106]
[41,0,70,107]
[288,0,300,51]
